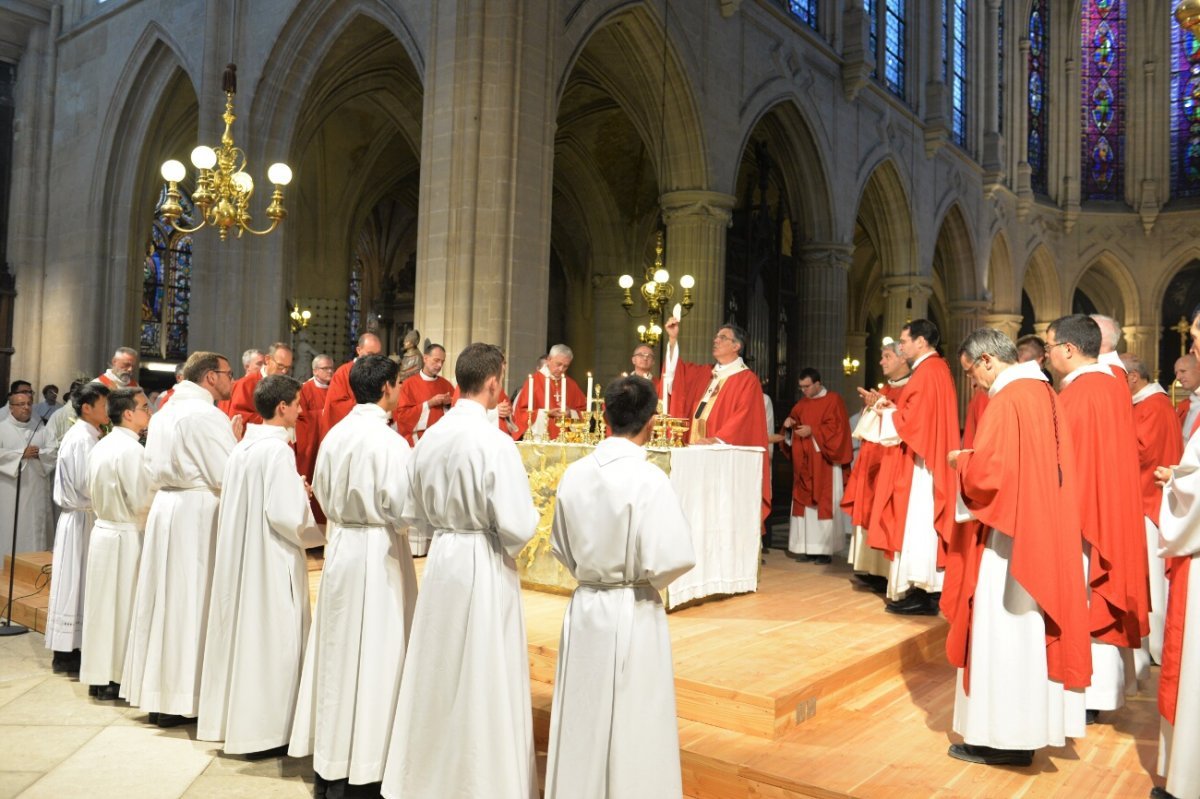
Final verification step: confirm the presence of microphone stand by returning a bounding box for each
[0,413,50,636]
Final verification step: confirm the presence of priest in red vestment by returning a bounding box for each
[1047,314,1149,722]
[511,344,587,440]
[1174,354,1200,447]
[225,342,294,425]
[95,347,140,389]
[861,320,960,615]
[630,343,661,388]
[781,368,851,563]
[662,316,771,522]
[946,328,1089,767]
[844,340,911,590]
[317,332,383,445]
[393,344,454,446]
[1092,314,1130,379]
[961,386,989,449]
[1123,353,1182,669]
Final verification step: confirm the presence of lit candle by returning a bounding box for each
[526,374,533,414]
[544,373,551,413]
[586,372,593,413]
[662,378,669,417]
[559,375,567,415]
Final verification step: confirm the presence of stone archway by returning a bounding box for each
[984,231,1022,340]
[1021,243,1063,333]
[1157,260,1200,387]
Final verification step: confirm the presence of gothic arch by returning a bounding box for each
[733,98,836,244]
[1022,244,1063,323]
[557,3,709,191]
[1153,245,1200,322]
[1071,252,1141,325]
[93,30,199,354]
[931,203,978,301]
[854,158,917,280]
[987,231,1019,314]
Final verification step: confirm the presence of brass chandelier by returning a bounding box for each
[158,64,292,240]
[617,230,694,347]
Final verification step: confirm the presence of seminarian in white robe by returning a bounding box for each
[199,423,321,753]
[544,435,695,799]
[80,425,150,690]
[381,398,539,799]
[0,414,56,554]
[1156,429,1200,799]
[45,418,101,654]
[121,380,235,717]
[289,403,416,784]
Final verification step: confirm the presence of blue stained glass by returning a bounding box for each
[1028,0,1049,195]
[867,0,878,78]
[1172,12,1200,197]
[950,0,968,146]
[1081,0,1125,201]
[883,0,906,96]
[140,186,194,359]
[787,0,818,28]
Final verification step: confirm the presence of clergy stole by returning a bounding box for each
[690,362,749,443]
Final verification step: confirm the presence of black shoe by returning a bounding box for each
[51,651,79,674]
[97,682,120,701]
[324,777,348,799]
[155,714,196,728]
[243,744,289,760]
[886,589,941,616]
[791,552,813,562]
[345,782,383,798]
[810,554,832,565]
[1086,709,1100,725]
[1151,787,1180,799]
[852,573,889,594]
[948,743,1034,767]
[87,684,100,697]
[147,712,159,725]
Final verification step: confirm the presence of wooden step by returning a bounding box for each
[0,571,50,633]
[4,551,52,585]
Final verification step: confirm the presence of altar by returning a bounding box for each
[514,440,764,609]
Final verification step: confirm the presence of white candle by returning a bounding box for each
[559,375,567,415]
[526,374,533,413]
[586,372,593,413]
[663,378,669,417]
[544,373,551,412]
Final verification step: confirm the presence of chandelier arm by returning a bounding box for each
[169,219,208,235]
[239,219,282,237]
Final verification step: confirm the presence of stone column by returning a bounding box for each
[1062,57,1081,230]
[949,300,990,417]
[981,0,1005,187]
[797,243,852,395]
[1015,37,1034,218]
[1123,324,1159,375]
[881,276,933,339]
[982,312,1024,342]
[413,0,555,378]
[660,190,735,364]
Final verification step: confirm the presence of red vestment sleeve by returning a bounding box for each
[961,387,989,449]
[226,371,263,425]
[1133,394,1183,527]
[1060,373,1152,647]
[950,378,1092,692]
[318,361,356,444]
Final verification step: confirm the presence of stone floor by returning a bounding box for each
[0,631,314,799]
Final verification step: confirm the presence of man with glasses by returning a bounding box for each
[226,342,294,425]
[80,387,153,699]
[1046,314,1148,725]
[123,351,242,728]
[630,344,658,382]
[0,389,56,553]
[662,316,770,523]
[296,355,334,518]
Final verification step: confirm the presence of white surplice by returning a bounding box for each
[1156,430,1200,799]
[199,424,321,753]
[46,403,77,445]
[544,436,695,799]
[79,426,149,687]
[381,399,539,799]
[0,415,56,555]
[289,404,416,783]
[121,380,235,716]
[45,420,101,652]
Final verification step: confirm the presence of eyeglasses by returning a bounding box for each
[1044,342,1069,352]
[632,353,653,359]
[213,369,233,377]
[713,335,736,343]
[314,365,335,372]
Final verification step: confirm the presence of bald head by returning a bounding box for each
[1090,314,1122,354]
[355,333,382,358]
[1177,354,1200,394]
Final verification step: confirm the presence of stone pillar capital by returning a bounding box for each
[660,191,736,227]
[882,276,933,298]
[982,313,1025,342]
[799,243,854,270]
[949,299,992,316]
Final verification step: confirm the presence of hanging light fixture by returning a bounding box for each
[158,64,292,240]
[289,302,313,334]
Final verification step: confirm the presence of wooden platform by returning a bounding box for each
[0,551,52,633]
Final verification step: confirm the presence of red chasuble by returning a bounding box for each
[780,392,852,519]
[296,378,327,480]
[669,359,771,522]
[1132,390,1182,527]
[225,370,264,425]
[393,372,454,446]
[317,360,356,444]
[949,376,1091,692]
[868,355,960,562]
[510,373,586,440]
[1059,370,1151,647]
[841,382,905,527]
[961,386,989,449]
[1160,557,1192,724]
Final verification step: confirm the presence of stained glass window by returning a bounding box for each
[348,260,362,347]
[1171,12,1200,197]
[998,2,1005,135]
[787,0,817,29]
[1080,0,1126,201]
[949,0,968,146]
[1028,0,1049,194]
[140,187,193,361]
[867,0,878,78]
[882,0,906,96]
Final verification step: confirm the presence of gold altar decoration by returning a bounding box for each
[158,64,292,241]
[515,441,672,594]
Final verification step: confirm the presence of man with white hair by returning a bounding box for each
[1122,352,1181,670]
[1090,314,1127,377]
[1175,354,1200,445]
[226,343,294,425]
[96,347,140,389]
[296,354,333,484]
[512,343,586,440]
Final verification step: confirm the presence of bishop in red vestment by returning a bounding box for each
[317,333,383,446]
[1047,315,1149,718]
[662,317,771,522]
[511,345,586,440]
[393,345,454,446]
[864,320,959,615]
[946,329,1089,767]
[781,368,851,561]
